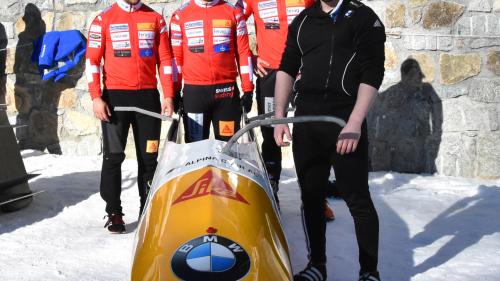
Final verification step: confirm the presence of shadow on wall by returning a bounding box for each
[368,58,443,174]
[14,4,84,155]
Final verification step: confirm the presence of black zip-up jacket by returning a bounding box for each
[279,0,386,102]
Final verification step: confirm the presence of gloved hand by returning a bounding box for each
[173,92,182,113]
[240,91,253,113]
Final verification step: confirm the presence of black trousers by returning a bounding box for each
[293,98,379,272]
[100,89,161,215]
[256,69,282,181]
[182,82,242,142]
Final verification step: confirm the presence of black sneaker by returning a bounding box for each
[359,271,381,281]
[294,263,326,281]
[270,179,280,210]
[104,213,126,233]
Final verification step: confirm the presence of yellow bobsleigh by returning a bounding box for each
[118,107,346,281]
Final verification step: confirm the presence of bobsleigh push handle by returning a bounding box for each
[114,106,174,122]
[222,115,347,155]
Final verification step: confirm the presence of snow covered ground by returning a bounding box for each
[1,151,499,281]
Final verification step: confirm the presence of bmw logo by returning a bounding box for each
[171,235,251,280]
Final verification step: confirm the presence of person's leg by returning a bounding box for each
[212,83,241,141]
[331,121,379,274]
[100,91,131,216]
[182,84,212,142]
[130,89,162,216]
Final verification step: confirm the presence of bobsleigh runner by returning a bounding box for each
[115,107,346,281]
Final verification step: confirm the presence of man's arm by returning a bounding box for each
[86,14,111,121]
[337,8,386,155]
[157,16,175,116]
[234,9,254,93]
[273,14,304,146]
[169,12,184,93]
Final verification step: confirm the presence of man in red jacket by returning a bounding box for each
[237,0,335,220]
[170,0,254,142]
[86,0,175,233]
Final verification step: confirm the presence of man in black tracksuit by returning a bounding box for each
[273,0,385,280]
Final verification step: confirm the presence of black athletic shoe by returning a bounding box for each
[104,213,126,233]
[270,179,280,210]
[294,263,327,281]
[359,271,381,281]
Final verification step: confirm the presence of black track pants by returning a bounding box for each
[100,89,161,215]
[256,70,282,181]
[292,99,379,272]
[182,83,242,142]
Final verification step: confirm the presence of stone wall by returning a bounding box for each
[0,0,498,178]
[366,0,500,179]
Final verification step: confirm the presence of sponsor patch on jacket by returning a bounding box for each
[138,31,155,40]
[214,85,234,98]
[185,20,203,29]
[140,49,154,57]
[286,7,304,16]
[212,19,232,28]
[237,29,247,36]
[172,39,182,46]
[137,22,155,30]
[188,37,204,46]
[112,41,131,49]
[285,0,304,6]
[90,24,102,33]
[259,8,278,18]
[236,20,246,29]
[213,27,231,36]
[171,33,182,38]
[265,23,280,29]
[88,41,101,48]
[258,0,277,10]
[263,17,279,23]
[110,32,130,41]
[189,46,205,53]
[89,33,102,40]
[219,121,235,137]
[213,36,230,45]
[171,23,181,31]
[185,28,204,38]
[114,50,131,57]
[146,140,159,153]
[109,23,129,32]
[213,43,230,53]
[139,40,154,49]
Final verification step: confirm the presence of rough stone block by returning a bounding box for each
[440,53,481,85]
[43,12,55,32]
[411,8,422,24]
[55,12,87,31]
[436,132,477,177]
[386,2,406,28]
[455,16,471,35]
[476,132,500,179]
[487,50,500,76]
[409,52,435,82]
[410,0,429,7]
[437,36,453,51]
[470,38,500,49]
[60,135,102,156]
[385,42,399,70]
[435,85,468,99]
[495,0,500,11]
[58,88,77,109]
[423,1,465,29]
[63,110,99,136]
[65,0,98,5]
[469,0,493,12]
[442,96,498,132]
[471,15,487,35]
[469,78,500,103]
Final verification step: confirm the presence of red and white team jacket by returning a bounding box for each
[86,0,175,99]
[170,0,254,93]
[238,0,314,69]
